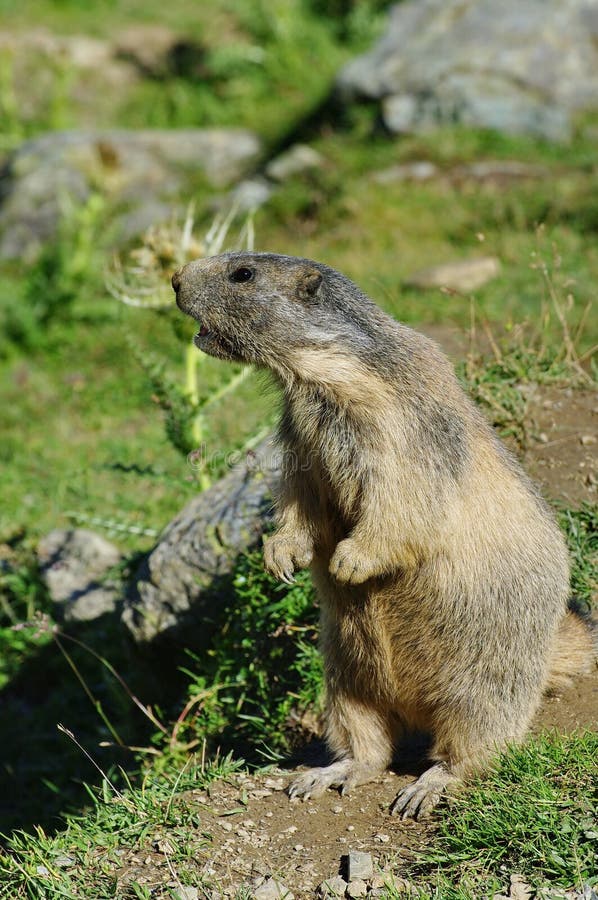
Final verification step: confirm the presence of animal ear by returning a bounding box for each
[297,268,323,301]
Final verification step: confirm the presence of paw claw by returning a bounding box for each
[329,539,377,585]
[264,534,313,584]
[390,764,452,820]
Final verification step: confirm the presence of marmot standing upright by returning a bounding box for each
[173,252,594,818]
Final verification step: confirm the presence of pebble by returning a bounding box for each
[252,878,294,899]
[318,875,348,896]
[173,888,199,900]
[53,855,76,868]
[347,879,368,898]
[332,805,343,814]
[252,861,271,877]
[264,777,286,790]
[404,256,500,293]
[374,833,390,844]
[580,434,596,445]
[347,850,374,881]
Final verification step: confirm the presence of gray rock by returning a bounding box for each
[252,879,294,900]
[265,144,325,182]
[346,880,368,898]
[318,875,348,897]
[0,128,262,260]
[337,0,598,140]
[173,888,200,900]
[38,528,122,622]
[371,161,438,184]
[0,30,138,137]
[347,851,373,882]
[226,177,274,212]
[404,256,500,293]
[114,25,205,79]
[123,440,278,643]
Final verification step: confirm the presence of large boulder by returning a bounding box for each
[337,0,598,141]
[0,128,262,260]
[123,440,279,644]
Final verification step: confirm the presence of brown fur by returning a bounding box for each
[173,251,595,819]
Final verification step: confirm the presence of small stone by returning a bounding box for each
[264,777,285,791]
[174,889,199,900]
[347,851,374,882]
[537,433,549,444]
[372,161,438,184]
[374,833,390,843]
[318,875,348,897]
[252,878,294,899]
[580,434,596,446]
[227,177,273,212]
[153,838,174,854]
[332,805,343,814]
[346,825,355,832]
[347,879,368,898]
[404,257,501,293]
[53,855,76,868]
[293,844,304,852]
[252,861,271,877]
[266,144,325,182]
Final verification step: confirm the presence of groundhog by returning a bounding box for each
[172,251,595,819]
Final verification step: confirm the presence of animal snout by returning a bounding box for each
[171,268,183,292]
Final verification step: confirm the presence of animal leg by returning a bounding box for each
[288,696,394,800]
[390,761,458,820]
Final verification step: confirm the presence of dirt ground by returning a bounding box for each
[112,374,597,898]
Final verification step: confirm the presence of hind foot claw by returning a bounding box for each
[390,762,457,820]
[288,759,378,801]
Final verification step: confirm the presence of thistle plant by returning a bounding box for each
[107,206,257,489]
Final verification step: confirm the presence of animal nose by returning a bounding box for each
[171,268,183,292]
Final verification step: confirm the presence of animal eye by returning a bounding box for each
[230,267,254,284]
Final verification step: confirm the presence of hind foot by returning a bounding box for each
[288,759,376,801]
[390,762,457,820]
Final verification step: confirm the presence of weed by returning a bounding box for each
[108,207,260,487]
[559,504,598,614]
[0,751,244,899]
[175,550,322,760]
[1,193,108,353]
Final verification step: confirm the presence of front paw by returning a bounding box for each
[263,533,313,585]
[329,539,380,585]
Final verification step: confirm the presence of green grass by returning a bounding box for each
[414,732,598,898]
[177,550,322,761]
[0,752,245,899]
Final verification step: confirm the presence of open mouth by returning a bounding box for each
[192,322,242,362]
